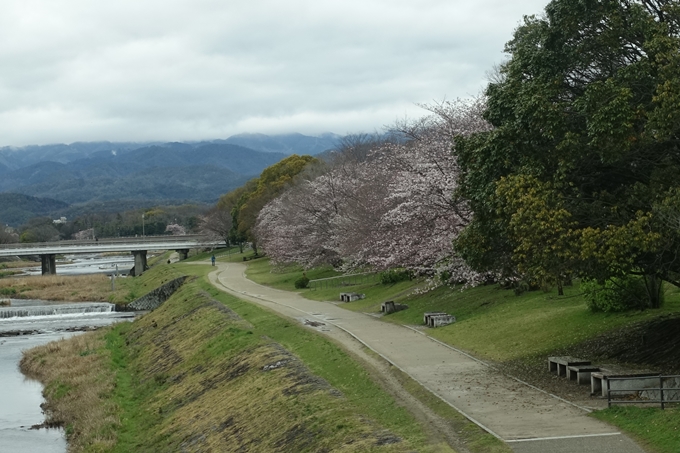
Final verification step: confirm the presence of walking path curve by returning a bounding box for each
[207,261,646,453]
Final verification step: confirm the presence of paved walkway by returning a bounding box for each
[207,262,646,453]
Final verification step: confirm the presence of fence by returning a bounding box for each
[607,375,680,409]
[309,272,379,290]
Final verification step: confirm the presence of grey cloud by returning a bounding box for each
[0,0,549,146]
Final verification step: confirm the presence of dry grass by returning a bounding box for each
[20,332,120,452]
[0,274,114,301]
[0,260,39,269]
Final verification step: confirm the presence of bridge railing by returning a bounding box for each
[0,234,216,249]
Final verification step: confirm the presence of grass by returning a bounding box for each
[20,332,120,452]
[241,257,680,452]
[22,262,460,452]
[592,406,680,453]
[0,274,114,301]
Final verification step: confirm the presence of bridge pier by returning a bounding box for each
[131,250,147,277]
[40,254,56,275]
[177,249,190,261]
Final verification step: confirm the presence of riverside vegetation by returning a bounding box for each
[18,249,680,452]
[20,254,505,453]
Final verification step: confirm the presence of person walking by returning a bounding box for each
[211,254,216,266]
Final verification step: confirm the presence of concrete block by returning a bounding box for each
[427,314,455,328]
[567,365,600,385]
[548,356,591,377]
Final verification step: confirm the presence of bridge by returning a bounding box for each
[0,235,224,276]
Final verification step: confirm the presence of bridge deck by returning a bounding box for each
[0,236,224,257]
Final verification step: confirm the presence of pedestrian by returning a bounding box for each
[211,254,216,266]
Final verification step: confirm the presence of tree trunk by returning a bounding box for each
[556,276,564,296]
[644,273,663,309]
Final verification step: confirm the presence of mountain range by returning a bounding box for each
[0,133,341,226]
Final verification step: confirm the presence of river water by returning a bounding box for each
[23,253,135,276]
[0,254,138,452]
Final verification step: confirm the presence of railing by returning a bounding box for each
[607,375,680,409]
[309,272,378,290]
[0,234,211,249]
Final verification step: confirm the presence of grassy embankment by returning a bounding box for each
[237,253,680,453]
[22,256,501,453]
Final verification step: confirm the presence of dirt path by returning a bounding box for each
[207,262,647,453]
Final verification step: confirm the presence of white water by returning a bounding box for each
[0,299,135,452]
[0,303,115,320]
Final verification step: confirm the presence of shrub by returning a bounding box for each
[581,275,652,312]
[0,287,16,295]
[380,269,411,285]
[294,275,310,289]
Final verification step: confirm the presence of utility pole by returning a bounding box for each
[142,213,145,238]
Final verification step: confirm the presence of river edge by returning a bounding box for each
[18,264,461,453]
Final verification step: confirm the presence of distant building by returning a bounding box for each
[53,217,67,224]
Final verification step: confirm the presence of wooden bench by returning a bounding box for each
[567,365,600,385]
[548,356,591,377]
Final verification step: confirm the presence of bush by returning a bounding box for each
[581,276,652,312]
[380,269,411,285]
[0,287,16,295]
[294,275,310,289]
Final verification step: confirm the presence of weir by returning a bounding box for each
[0,303,115,319]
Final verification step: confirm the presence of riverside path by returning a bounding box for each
[208,261,647,453]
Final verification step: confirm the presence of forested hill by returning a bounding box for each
[0,143,287,206]
[0,193,69,227]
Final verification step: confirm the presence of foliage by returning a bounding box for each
[380,269,411,285]
[255,100,490,286]
[19,217,60,243]
[223,154,319,254]
[455,0,680,307]
[0,193,69,227]
[581,276,657,312]
[294,274,310,289]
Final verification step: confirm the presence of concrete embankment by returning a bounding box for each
[122,275,188,310]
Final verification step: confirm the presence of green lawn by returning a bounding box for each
[239,257,680,453]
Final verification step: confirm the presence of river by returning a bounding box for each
[22,253,135,276]
[0,253,139,452]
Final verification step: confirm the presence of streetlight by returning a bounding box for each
[142,213,145,238]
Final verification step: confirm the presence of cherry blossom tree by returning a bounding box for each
[255,98,491,285]
[165,223,187,236]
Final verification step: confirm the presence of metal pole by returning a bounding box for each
[607,378,611,408]
[660,377,665,410]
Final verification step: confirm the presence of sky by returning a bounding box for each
[0,0,550,147]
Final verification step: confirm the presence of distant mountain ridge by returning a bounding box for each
[0,133,340,170]
[0,133,340,223]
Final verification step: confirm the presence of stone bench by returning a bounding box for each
[548,356,591,377]
[381,301,408,314]
[423,312,447,324]
[424,313,456,328]
[567,365,601,385]
[339,292,365,302]
[591,371,660,397]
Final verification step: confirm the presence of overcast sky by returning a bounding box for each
[0,0,549,147]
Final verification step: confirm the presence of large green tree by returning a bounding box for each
[456,0,680,305]
[213,154,319,253]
